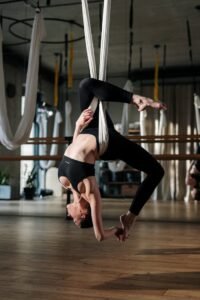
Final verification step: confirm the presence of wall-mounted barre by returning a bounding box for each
[1,154,200,161]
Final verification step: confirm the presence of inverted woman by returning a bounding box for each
[58,78,166,241]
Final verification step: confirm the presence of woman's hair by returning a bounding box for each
[80,206,93,228]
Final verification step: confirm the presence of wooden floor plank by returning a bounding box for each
[0,197,200,223]
[0,213,200,300]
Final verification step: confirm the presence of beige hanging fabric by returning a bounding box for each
[0,11,45,150]
[81,0,111,155]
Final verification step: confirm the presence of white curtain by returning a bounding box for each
[184,93,200,201]
[0,11,45,150]
[143,84,195,201]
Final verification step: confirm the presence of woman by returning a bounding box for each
[58,78,166,241]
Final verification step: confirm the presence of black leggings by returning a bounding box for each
[79,78,164,216]
[101,130,164,215]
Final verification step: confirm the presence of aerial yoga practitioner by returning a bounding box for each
[58,78,166,241]
[58,0,166,241]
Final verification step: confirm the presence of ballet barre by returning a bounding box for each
[1,154,200,161]
[1,135,200,160]
[19,134,200,144]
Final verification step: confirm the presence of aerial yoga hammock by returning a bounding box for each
[81,0,110,155]
[108,0,134,173]
[0,10,45,150]
[58,0,165,240]
[36,55,62,171]
[82,0,132,166]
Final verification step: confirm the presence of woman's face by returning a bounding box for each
[67,194,89,227]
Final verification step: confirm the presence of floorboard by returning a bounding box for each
[0,199,200,300]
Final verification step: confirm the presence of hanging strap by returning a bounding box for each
[81,0,111,155]
[0,11,45,150]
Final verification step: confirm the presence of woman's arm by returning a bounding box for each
[89,188,117,241]
[82,178,119,241]
[72,108,94,142]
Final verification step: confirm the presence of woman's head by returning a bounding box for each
[67,196,93,228]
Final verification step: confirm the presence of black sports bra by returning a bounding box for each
[58,155,95,193]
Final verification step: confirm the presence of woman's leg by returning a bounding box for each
[79,78,132,128]
[101,131,164,216]
[78,78,132,111]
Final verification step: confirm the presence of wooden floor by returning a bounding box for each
[0,198,200,299]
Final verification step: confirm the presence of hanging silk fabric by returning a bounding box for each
[65,101,72,137]
[36,110,62,170]
[81,0,111,155]
[37,54,62,170]
[65,32,73,137]
[0,11,45,150]
[194,94,200,134]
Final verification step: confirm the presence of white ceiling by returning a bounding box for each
[1,0,200,79]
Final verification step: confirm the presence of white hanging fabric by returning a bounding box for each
[64,101,73,137]
[81,0,111,155]
[0,11,45,150]
[194,93,200,134]
[36,110,62,170]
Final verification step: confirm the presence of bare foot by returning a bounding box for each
[120,214,129,241]
[120,212,137,241]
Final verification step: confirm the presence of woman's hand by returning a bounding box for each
[133,94,167,112]
[76,108,94,130]
[115,227,126,242]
